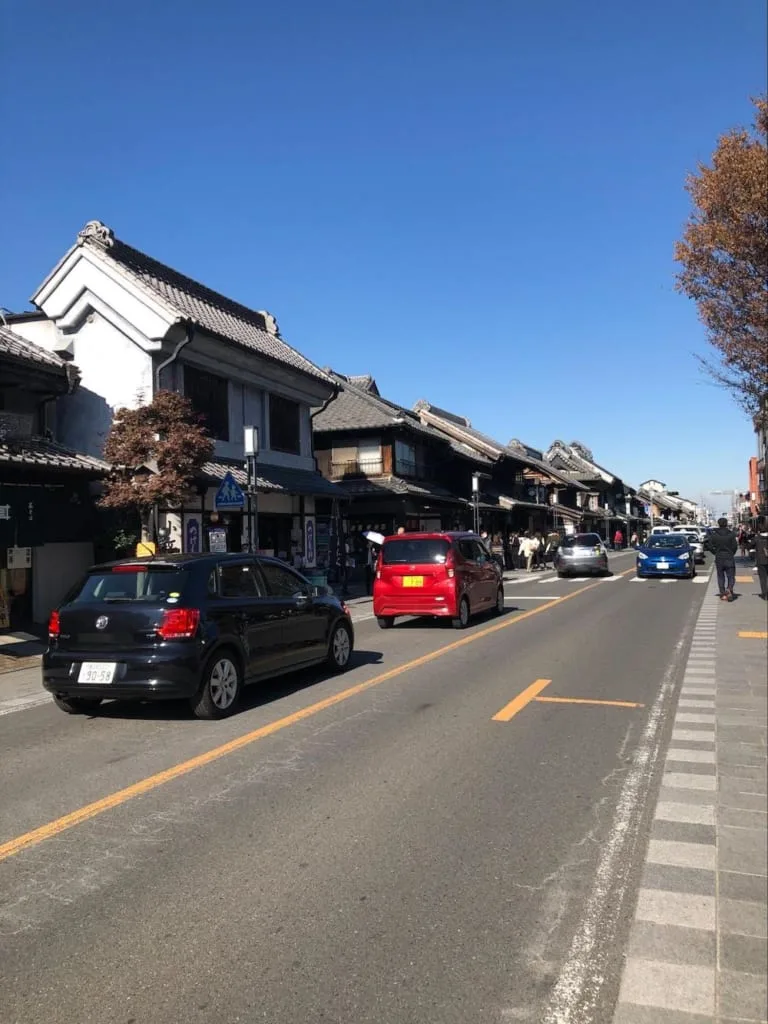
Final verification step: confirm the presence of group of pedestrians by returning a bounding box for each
[707,517,768,601]
[481,530,561,572]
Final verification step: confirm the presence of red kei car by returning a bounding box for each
[373,532,504,629]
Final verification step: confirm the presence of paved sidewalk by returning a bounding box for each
[613,561,767,1023]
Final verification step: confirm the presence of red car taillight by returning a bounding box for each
[157,607,200,640]
[445,550,456,579]
[48,609,61,638]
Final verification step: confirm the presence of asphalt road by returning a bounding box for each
[0,551,712,1024]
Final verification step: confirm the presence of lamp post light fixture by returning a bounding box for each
[244,426,259,553]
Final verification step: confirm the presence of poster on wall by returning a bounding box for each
[184,516,201,554]
[304,517,316,568]
[208,528,228,553]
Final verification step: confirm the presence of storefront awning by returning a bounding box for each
[202,460,346,498]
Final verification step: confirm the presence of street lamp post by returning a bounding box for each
[244,426,259,554]
[472,473,480,535]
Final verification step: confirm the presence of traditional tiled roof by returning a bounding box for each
[201,459,345,498]
[413,401,586,489]
[71,221,331,385]
[314,372,438,437]
[0,325,68,372]
[0,437,108,473]
[546,440,617,483]
[339,475,468,504]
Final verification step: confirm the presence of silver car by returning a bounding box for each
[554,533,610,577]
[681,531,706,564]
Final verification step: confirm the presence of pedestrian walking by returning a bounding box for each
[738,528,748,558]
[508,532,520,570]
[613,528,624,550]
[545,529,560,567]
[630,530,639,548]
[755,519,768,600]
[518,532,534,572]
[707,517,738,601]
[490,534,505,572]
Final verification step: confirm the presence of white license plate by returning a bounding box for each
[656,562,669,569]
[78,662,117,684]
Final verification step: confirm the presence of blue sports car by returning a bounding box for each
[637,534,695,579]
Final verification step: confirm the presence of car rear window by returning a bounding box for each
[647,536,688,549]
[68,566,189,604]
[561,534,602,548]
[381,538,451,565]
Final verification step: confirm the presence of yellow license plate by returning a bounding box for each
[402,575,424,588]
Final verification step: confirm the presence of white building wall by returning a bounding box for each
[55,312,153,458]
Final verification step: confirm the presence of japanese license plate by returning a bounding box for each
[78,662,117,684]
[402,576,424,588]
[656,562,669,570]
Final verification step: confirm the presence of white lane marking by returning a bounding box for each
[0,694,51,717]
[540,626,691,1024]
[692,576,709,583]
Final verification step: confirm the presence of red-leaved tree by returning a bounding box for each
[100,390,214,537]
[675,96,768,416]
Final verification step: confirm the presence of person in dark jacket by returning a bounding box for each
[754,519,768,600]
[706,518,738,601]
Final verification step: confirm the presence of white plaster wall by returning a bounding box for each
[5,318,64,353]
[56,312,153,457]
[32,541,94,623]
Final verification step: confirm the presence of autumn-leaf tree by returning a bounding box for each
[675,96,768,416]
[101,390,214,539]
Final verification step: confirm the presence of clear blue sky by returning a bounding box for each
[2,1,765,512]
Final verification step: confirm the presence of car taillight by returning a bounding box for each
[157,607,200,640]
[48,610,61,638]
[340,602,350,616]
[445,551,456,579]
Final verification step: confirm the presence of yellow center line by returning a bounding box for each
[0,567,634,865]
[492,679,552,721]
[737,631,768,639]
[735,576,753,583]
[534,696,645,708]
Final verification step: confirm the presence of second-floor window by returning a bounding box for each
[396,439,417,477]
[184,365,229,441]
[270,394,301,454]
[330,440,382,477]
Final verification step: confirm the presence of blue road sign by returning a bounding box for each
[215,471,246,510]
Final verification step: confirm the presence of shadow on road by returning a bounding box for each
[87,648,385,722]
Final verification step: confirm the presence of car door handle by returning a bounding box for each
[294,594,309,606]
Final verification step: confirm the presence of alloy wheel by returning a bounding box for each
[210,658,239,709]
[332,623,351,667]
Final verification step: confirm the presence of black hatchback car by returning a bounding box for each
[43,553,355,719]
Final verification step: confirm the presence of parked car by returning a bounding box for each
[373,532,504,630]
[636,535,695,579]
[43,553,354,719]
[554,533,609,577]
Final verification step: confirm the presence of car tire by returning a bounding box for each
[377,615,395,629]
[52,694,102,715]
[191,649,242,720]
[493,587,504,616]
[557,571,567,579]
[452,596,470,629]
[327,620,353,672]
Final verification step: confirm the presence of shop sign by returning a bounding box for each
[0,505,11,521]
[185,517,201,553]
[304,517,316,568]
[7,547,32,570]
